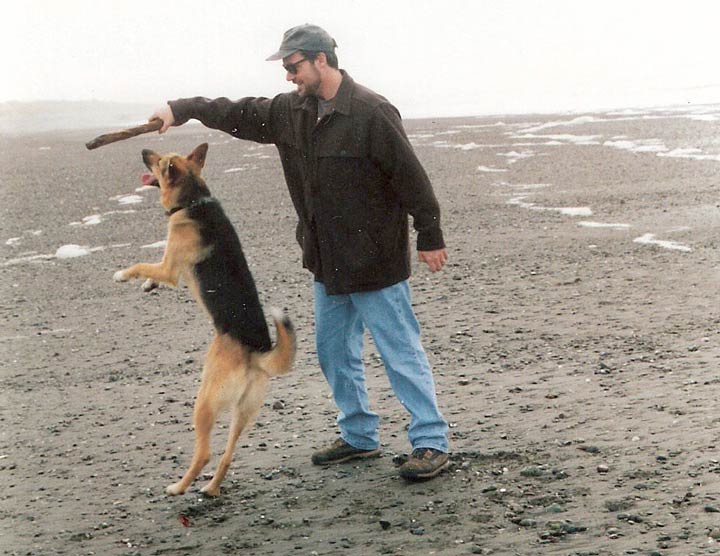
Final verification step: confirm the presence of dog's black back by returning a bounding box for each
[188,198,272,353]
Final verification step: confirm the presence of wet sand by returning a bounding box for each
[1,108,719,555]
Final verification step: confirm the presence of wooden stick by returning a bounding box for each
[85,119,163,150]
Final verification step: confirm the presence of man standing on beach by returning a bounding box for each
[150,24,450,480]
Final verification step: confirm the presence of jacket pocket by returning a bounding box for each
[328,226,380,274]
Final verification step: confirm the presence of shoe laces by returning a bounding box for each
[411,447,437,460]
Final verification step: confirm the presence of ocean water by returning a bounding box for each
[0,101,156,134]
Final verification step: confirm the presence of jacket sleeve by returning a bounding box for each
[368,103,445,252]
[168,94,294,145]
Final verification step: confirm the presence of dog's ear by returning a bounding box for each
[142,149,160,171]
[188,143,209,170]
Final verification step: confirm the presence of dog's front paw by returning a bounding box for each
[113,270,129,283]
[165,482,185,496]
[142,279,159,292]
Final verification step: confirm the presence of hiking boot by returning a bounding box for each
[398,448,449,480]
[311,438,381,466]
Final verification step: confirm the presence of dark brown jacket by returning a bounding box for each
[169,71,444,295]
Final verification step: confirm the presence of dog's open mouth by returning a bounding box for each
[141,172,159,187]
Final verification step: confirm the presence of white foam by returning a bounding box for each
[3,230,45,246]
[507,196,592,217]
[658,148,720,162]
[634,233,692,252]
[82,214,102,226]
[604,138,720,160]
[2,253,55,266]
[606,109,652,116]
[578,221,631,230]
[142,240,167,249]
[509,141,564,147]
[432,141,485,150]
[55,244,92,258]
[604,139,668,153]
[512,133,602,145]
[687,114,719,122]
[521,116,604,133]
[478,165,507,173]
[70,209,137,227]
[520,113,674,134]
[117,195,144,205]
[506,183,552,190]
[654,104,720,115]
[0,327,78,342]
[667,148,702,155]
[507,196,535,209]
[453,122,509,129]
[497,150,536,163]
[557,207,593,217]
[2,243,123,266]
[224,166,249,173]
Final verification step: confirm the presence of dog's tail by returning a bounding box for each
[253,308,296,377]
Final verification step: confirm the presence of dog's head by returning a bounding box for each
[141,143,210,212]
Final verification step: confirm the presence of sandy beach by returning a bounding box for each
[1,105,719,556]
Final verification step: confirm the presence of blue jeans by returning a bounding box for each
[314,280,449,453]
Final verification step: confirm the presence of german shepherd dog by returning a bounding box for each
[113,143,295,497]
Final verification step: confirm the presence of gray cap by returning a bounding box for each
[266,24,337,61]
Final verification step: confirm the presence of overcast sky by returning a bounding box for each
[3,0,719,117]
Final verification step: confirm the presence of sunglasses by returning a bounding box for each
[283,58,310,74]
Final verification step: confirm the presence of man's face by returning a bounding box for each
[283,52,321,97]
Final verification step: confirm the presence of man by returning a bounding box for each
[150,24,450,480]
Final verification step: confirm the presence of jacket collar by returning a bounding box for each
[298,70,353,115]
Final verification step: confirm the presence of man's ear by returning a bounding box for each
[188,143,209,170]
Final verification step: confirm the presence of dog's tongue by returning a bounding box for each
[140,172,158,186]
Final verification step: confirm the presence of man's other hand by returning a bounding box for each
[418,249,448,272]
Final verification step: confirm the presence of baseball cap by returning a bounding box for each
[266,24,337,61]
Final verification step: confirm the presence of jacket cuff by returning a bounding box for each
[168,99,192,126]
[417,227,445,252]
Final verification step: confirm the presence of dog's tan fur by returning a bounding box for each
[114,144,295,497]
[115,146,209,294]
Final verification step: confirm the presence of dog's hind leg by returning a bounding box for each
[166,389,217,496]
[200,375,268,497]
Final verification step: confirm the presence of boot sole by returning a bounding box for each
[312,448,382,466]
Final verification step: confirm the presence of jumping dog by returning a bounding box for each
[114,143,295,496]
